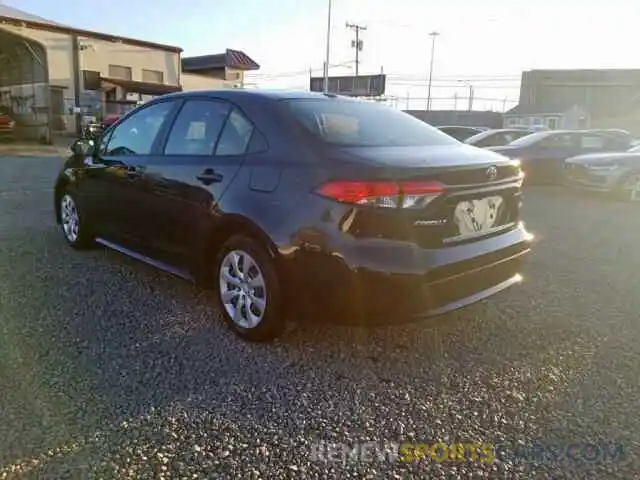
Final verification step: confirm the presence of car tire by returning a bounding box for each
[214,235,285,342]
[59,190,95,249]
[615,172,640,202]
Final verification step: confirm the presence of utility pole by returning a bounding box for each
[71,35,82,137]
[426,31,439,111]
[323,0,332,92]
[346,22,367,77]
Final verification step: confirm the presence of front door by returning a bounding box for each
[140,99,255,264]
[87,100,177,246]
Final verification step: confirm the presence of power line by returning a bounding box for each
[407,97,518,101]
[393,83,521,89]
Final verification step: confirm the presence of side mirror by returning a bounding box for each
[71,139,95,156]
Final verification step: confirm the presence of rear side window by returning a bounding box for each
[580,134,606,149]
[164,100,230,156]
[285,99,456,147]
[476,133,503,147]
[215,108,254,156]
[539,133,574,148]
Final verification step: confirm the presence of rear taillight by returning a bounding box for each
[316,180,444,208]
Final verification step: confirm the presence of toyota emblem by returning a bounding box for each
[486,166,498,181]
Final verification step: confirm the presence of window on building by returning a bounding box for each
[546,117,559,130]
[105,101,175,156]
[108,64,132,80]
[142,69,164,84]
[532,117,544,126]
[507,117,520,127]
[164,100,230,156]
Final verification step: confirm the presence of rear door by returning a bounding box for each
[86,100,177,245]
[141,98,256,263]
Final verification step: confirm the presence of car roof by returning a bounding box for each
[158,89,347,102]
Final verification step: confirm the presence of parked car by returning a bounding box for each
[565,144,640,201]
[436,125,487,141]
[0,107,16,141]
[465,128,535,148]
[488,130,632,184]
[54,90,532,341]
[584,128,634,146]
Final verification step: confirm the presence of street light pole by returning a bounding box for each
[458,80,474,111]
[426,31,439,111]
[323,0,333,93]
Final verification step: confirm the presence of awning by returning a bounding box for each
[100,77,182,96]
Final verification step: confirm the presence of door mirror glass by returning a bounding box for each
[71,138,95,156]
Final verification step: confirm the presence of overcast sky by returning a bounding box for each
[6,0,639,111]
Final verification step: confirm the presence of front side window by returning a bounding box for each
[105,101,174,156]
[164,100,230,156]
[286,99,457,148]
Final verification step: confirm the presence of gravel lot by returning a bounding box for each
[0,156,638,479]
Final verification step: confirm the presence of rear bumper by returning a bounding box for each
[290,223,533,323]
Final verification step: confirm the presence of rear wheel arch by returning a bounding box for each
[614,168,640,200]
[198,215,280,285]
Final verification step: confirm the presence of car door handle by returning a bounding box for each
[196,168,223,185]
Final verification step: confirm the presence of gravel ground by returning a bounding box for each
[0,144,70,158]
[0,156,638,479]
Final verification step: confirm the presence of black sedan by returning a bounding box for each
[489,130,632,184]
[54,90,532,341]
[565,144,640,201]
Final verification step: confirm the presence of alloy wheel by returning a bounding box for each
[219,249,268,328]
[623,174,640,202]
[60,194,80,242]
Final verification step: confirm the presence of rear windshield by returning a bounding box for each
[507,131,554,147]
[284,98,458,147]
[465,130,494,144]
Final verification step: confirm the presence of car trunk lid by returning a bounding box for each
[318,144,524,247]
